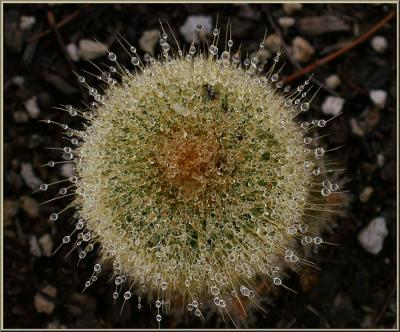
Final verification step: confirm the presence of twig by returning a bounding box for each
[27,6,88,43]
[47,11,88,103]
[284,10,396,84]
[373,281,396,327]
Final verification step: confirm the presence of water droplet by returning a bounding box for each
[59,188,67,195]
[314,237,323,244]
[209,45,218,56]
[221,51,230,61]
[108,52,117,61]
[50,213,58,221]
[162,43,171,52]
[273,277,282,285]
[321,188,331,196]
[63,236,70,243]
[301,102,310,112]
[330,183,339,191]
[189,45,196,55]
[232,53,240,63]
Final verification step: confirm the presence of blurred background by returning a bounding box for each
[3,3,397,329]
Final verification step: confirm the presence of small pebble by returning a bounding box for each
[264,33,282,52]
[20,16,36,30]
[19,196,39,218]
[34,285,58,314]
[61,163,75,178]
[139,30,161,54]
[324,74,341,90]
[358,217,388,255]
[278,17,295,29]
[66,43,80,62]
[376,153,385,167]
[24,96,40,119]
[78,39,108,60]
[179,15,212,43]
[47,321,67,329]
[30,235,42,257]
[371,35,388,53]
[3,199,18,228]
[359,186,374,203]
[12,75,25,87]
[283,3,302,15]
[350,118,364,137]
[291,36,314,63]
[39,234,53,257]
[13,110,29,123]
[322,96,345,116]
[369,89,387,109]
[20,163,42,190]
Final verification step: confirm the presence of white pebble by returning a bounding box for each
[179,15,212,43]
[371,36,388,53]
[283,3,302,15]
[21,163,42,190]
[78,39,108,60]
[139,30,160,54]
[12,76,25,87]
[39,233,53,257]
[358,217,388,255]
[322,96,345,116]
[376,153,385,167]
[324,74,341,90]
[66,43,80,62]
[30,235,42,257]
[20,16,36,30]
[278,17,295,29]
[24,96,40,119]
[13,110,29,123]
[369,89,387,109]
[61,163,75,178]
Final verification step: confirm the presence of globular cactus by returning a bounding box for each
[38,19,343,327]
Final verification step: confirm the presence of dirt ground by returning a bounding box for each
[3,3,397,329]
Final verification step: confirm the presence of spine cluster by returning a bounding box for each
[38,21,343,327]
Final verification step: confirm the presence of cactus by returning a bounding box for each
[38,20,343,327]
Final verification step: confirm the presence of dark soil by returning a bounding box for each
[3,3,397,329]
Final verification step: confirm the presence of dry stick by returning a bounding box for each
[27,6,88,43]
[284,10,396,84]
[47,11,89,104]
